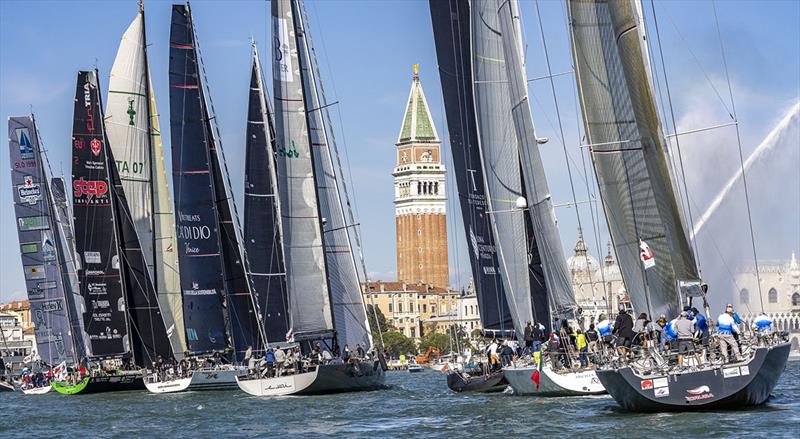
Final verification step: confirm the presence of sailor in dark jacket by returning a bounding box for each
[613,307,635,358]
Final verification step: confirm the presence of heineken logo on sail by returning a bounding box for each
[17,175,42,205]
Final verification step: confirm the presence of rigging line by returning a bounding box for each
[661,2,732,119]
[561,0,609,314]
[649,0,702,274]
[301,0,382,347]
[711,0,764,313]
[534,0,596,300]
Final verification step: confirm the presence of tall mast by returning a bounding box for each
[139,1,159,290]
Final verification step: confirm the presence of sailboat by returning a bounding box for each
[429,0,605,396]
[9,115,88,395]
[148,3,266,394]
[52,69,175,395]
[236,0,385,396]
[106,2,187,363]
[568,0,791,411]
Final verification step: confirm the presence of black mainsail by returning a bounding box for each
[170,4,265,360]
[244,45,289,344]
[429,0,514,335]
[10,116,84,366]
[73,70,172,367]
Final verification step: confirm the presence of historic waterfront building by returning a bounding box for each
[567,229,627,319]
[734,253,800,353]
[361,281,461,341]
[393,64,449,289]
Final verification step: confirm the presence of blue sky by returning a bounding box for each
[1,0,798,305]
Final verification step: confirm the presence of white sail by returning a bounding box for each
[471,0,534,338]
[107,11,186,357]
[272,0,335,340]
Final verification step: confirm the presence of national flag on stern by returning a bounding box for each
[639,240,656,270]
[530,351,542,390]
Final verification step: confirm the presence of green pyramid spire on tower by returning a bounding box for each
[397,64,439,145]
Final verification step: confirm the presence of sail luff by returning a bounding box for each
[244,45,290,345]
[9,115,79,366]
[271,0,335,341]
[296,0,372,351]
[497,0,577,318]
[428,0,515,334]
[471,0,533,338]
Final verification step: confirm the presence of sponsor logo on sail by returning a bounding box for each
[127,98,137,125]
[18,215,48,231]
[16,128,35,159]
[84,80,95,132]
[24,265,46,280]
[73,178,108,201]
[42,234,56,261]
[84,251,101,264]
[17,175,42,205]
[184,281,216,296]
[277,140,300,158]
[41,300,64,312]
[90,138,102,157]
[640,240,656,270]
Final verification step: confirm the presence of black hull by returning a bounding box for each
[446,370,508,393]
[296,362,387,396]
[597,342,791,412]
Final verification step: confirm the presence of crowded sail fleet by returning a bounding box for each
[4,0,791,412]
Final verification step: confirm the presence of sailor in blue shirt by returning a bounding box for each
[717,304,743,362]
[691,307,709,345]
[662,318,678,351]
[752,313,773,334]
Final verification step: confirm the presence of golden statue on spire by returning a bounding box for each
[413,63,419,78]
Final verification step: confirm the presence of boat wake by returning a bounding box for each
[691,101,800,238]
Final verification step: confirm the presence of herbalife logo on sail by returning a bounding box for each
[127,98,136,126]
[278,140,300,159]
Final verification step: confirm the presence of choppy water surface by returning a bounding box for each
[1,361,798,437]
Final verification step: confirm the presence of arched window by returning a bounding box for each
[792,292,800,307]
[768,288,778,304]
[740,288,750,305]
[388,303,393,313]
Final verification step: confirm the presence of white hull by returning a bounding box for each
[145,367,241,394]
[21,385,52,395]
[504,364,606,396]
[237,361,386,396]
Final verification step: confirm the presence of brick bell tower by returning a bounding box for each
[393,64,449,289]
